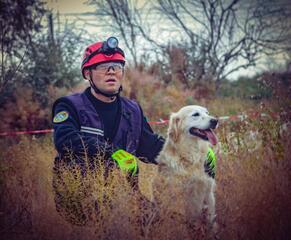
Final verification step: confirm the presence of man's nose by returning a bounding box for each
[107,66,116,73]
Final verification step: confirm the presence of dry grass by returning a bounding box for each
[216,114,291,240]
[1,103,290,239]
[0,70,290,239]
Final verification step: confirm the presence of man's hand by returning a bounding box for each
[111,149,138,175]
[204,147,216,178]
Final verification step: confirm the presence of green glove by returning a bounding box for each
[111,149,138,175]
[205,147,217,178]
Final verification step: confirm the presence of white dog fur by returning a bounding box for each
[153,105,218,224]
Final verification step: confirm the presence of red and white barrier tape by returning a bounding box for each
[0,129,53,137]
[0,112,282,137]
[148,119,169,125]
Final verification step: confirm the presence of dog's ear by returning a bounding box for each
[169,113,181,143]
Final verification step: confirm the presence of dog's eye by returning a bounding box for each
[192,113,200,117]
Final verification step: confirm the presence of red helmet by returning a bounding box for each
[81,37,125,78]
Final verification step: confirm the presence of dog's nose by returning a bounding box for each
[210,118,218,129]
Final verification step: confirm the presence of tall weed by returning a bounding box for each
[0,69,290,239]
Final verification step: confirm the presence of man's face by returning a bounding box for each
[86,62,124,94]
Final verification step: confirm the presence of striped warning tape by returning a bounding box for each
[0,129,54,136]
[0,111,282,137]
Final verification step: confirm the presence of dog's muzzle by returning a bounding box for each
[189,118,218,145]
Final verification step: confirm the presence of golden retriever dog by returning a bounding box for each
[153,105,218,229]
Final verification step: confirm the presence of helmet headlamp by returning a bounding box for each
[82,36,124,66]
[105,37,119,51]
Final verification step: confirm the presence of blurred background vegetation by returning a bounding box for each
[0,0,291,239]
[0,0,290,132]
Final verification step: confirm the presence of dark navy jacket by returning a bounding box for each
[52,87,165,164]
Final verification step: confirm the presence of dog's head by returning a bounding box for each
[168,105,218,146]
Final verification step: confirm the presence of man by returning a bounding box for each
[52,37,216,225]
[52,37,165,188]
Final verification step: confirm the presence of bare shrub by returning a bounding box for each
[260,72,291,121]
[0,87,50,132]
[52,153,141,238]
[215,111,291,239]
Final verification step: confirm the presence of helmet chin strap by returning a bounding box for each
[88,73,122,99]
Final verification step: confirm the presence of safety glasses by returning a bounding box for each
[92,62,124,74]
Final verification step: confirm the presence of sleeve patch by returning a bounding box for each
[53,111,69,123]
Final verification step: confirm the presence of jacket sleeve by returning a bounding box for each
[135,107,165,164]
[52,100,116,160]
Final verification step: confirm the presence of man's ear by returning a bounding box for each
[168,113,181,143]
[84,69,91,80]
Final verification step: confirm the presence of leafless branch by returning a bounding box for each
[87,0,291,88]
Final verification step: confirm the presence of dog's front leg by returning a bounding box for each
[205,181,216,224]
